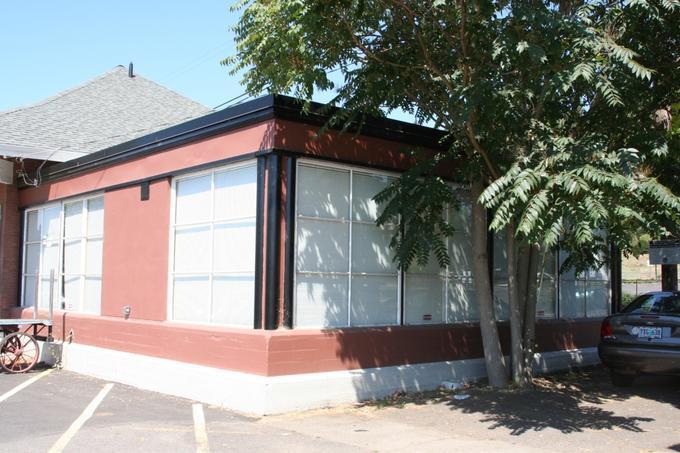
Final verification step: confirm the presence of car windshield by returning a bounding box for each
[624,293,680,315]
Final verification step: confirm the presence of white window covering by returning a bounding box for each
[494,234,564,321]
[63,197,104,313]
[493,245,559,320]
[295,163,399,328]
[170,163,257,327]
[446,199,478,323]
[492,232,511,321]
[492,236,611,320]
[22,195,104,314]
[585,249,610,317]
[536,250,557,319]
[558,272,586,318]
[404,254,444,325]
[293,160,610,328]
[404,195,477,325]
[447,277,478,322]
[557,249,610,318]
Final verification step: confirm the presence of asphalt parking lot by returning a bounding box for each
[0,367,678,452]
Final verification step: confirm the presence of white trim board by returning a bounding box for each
[57,342,599,415]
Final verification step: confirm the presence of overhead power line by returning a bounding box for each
[212,92,251,110]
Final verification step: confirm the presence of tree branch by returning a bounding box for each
[458,0,500,179]
[338,15,414,71]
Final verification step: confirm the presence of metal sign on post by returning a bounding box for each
[649,239,680,265]
[649,239,679,292]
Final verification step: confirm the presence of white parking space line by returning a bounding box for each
[48,383,114,453]
[0,368,54,403]
[192,403,210,453]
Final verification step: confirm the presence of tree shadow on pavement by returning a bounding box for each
[445,367,679,436]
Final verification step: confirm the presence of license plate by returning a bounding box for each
[637,327,662,339]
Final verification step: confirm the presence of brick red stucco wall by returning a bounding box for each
[8,117,602,376]
[0,182,21,317]
[101,179,171,321]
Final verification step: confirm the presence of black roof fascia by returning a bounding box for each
[32,94,448,184]
[270,95,449,150]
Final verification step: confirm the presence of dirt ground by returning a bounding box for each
[262,367,680,452]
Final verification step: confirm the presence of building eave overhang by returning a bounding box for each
[29,94,449,186]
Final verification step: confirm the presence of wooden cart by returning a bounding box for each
[0,272,54,374]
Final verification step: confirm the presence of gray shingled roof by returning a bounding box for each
[0,65,211,162]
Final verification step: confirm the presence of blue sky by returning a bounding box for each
[0,1,415,123]
[0,1,252,111]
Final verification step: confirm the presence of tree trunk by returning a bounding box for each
[522,244,540,381]
[506,221,528,385]
[471,178,508,388]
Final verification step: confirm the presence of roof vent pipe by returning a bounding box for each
[128,62,134,78]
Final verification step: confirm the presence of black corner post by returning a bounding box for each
[610,244,622,313]
[264,153,281,330]
[253,157,266,329]
[282,155,297,329]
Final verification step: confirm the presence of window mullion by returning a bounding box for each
[208,171,216,324]
[444,204,449,324]
[347,169,353,327]
[397,211,403,326]
[557,247,561,319]
[58,205,66,311]
[78,202,87,313]
[554,252,559,319]
[37,208,45,309]
[22,210,31,307]
[169,181,177,321]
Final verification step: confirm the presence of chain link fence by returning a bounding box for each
[623,279,663,297]
[621,278,680,308]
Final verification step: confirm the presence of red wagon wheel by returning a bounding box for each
[0,332,40,374]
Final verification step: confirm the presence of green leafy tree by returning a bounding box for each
[228,0,680,387]
[649,102,680,195]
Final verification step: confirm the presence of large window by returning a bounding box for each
[493,238,608,320]
[169,162,257,327]
[294,163,483,328]
[492,232,511,321]
[294,162,399,328]
[22,195,104,314]
[404,195,477,325]
[536,250,557,318]
[493,238,557,320]
[558,249,610,318]
[293,160,611,328]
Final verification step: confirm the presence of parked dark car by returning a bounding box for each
[598,291,680,386]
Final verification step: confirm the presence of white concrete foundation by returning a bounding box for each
[56,342,599,415]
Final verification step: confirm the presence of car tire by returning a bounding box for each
[611,371,635,387]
